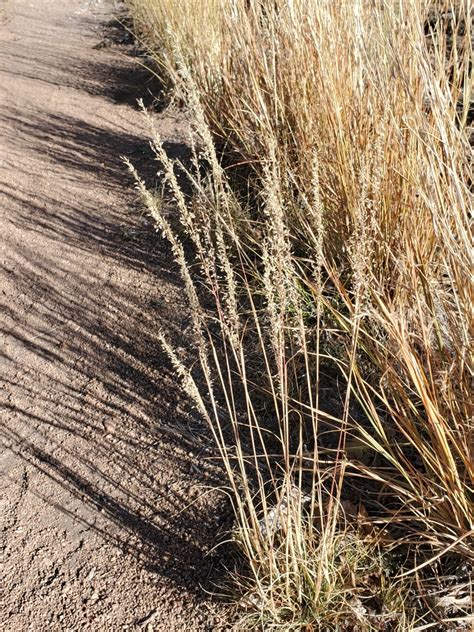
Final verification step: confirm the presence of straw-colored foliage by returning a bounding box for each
[126,0,473,628]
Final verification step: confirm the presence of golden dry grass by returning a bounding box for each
[126,1,473,628]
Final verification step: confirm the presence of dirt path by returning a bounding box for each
[0,1,228,629]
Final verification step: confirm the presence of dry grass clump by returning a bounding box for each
[125,0,473,628]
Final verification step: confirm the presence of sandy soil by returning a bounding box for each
[0,1,230,629]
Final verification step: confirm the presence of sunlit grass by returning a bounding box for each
[126,0,473,628]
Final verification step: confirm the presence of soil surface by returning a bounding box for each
[0,1,230,629]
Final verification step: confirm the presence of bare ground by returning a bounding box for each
[0,1,230,629]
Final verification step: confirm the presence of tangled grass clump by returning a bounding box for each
[126,0,473,628]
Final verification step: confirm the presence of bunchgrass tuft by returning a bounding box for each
[126,1,473,628]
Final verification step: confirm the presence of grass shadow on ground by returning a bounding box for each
[1,10,233,605]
